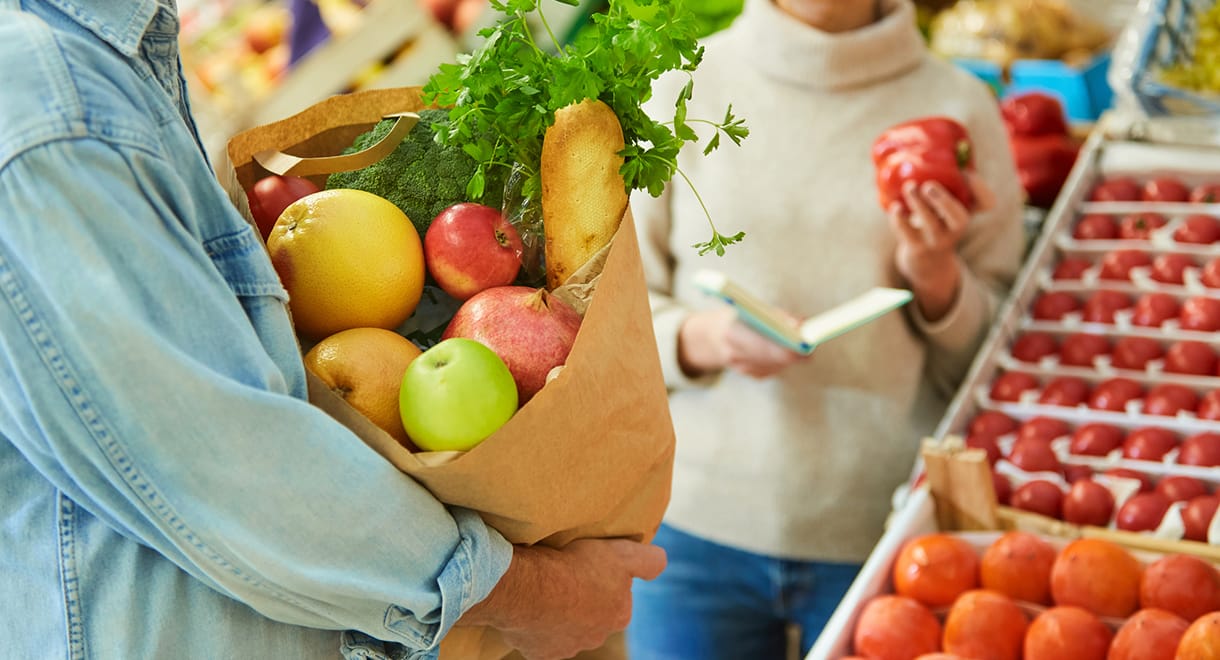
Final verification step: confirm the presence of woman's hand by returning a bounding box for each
[678,307,809,379]
[887,174,994,322]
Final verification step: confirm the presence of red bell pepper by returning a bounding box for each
[1000,92,1069,138]
[872,116,974,212]
[1010,133,1080,209]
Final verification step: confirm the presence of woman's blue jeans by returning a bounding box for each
[626,523,862,660]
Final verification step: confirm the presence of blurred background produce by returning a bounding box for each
[929,0,1111,68]
[1159,0,1220,95]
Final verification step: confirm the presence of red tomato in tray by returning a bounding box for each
[1073,213,1118,240]
[1039,376,1091,407]
[1203,257,1220,288]
[1106,467,1155,493]
[1174,214,1220,244]
[1116,492,1173,532]
[1155,475,1210,503]
[1087,377,1144,412]
[1179,296,1220,331]
[1063,464,1093,483]
[1052,257,1092,280]
[1122,426,1179,461]
[1110,336,1164,370]
[1178,432,1220,467]
[966,434,1002,466]
[1099,249,1152,280]
[1063,479,1116,526]
[1090,176,1141,201]
[968,410,1020,438]
[1118,213,1168,240]
[1032,291,1081,320]
[991,371,1039,402]
[1142,176,1191,202]
[1081,290,1132,323]
[1192,182,1220,202]
[1018,416,1072,444]
[1070,423,1125,456]
[1143,383,1200,416]
[1163,340,1218,375]
[1197,390,1220,421]
[1011,480,1065,518]
[1059,333,1110,367]
[1010,332,1059,362]
[1130,292,1181,327]
[993,470,1013,505]
[1151,253,1195,285]
[1183,494,1220,541]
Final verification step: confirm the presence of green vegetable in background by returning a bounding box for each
[324,108,508,237]
[422,0,749,256]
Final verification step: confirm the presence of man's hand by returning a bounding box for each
[678,307,810,379]
[459,539,666,660]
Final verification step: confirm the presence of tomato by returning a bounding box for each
[1179,296,1220,331]
[1031,291,1081,320]
[1110,336,1164,370]
[1052,257,1092,280]
[966,434,1002,466]
[1098,248,1152,280]
[1115,492,1172,532]
[1203,257,1220,288]
[1081,290,1131,323]
[1038,376,1091,407]
[990,371,1038,402]
[1090,176,1141,201]
[1011,480,1065,519]
[1063,464,1093,483]
[1069,423,1125,456]
[1059,333,1109,367]
[993,470,1013,505]
[1163,340,1218,375]
[1178,432,1220,467]
[1155,475,1210,503]
[1010,332,1059,362]
[1118,213,1168,240]
[1122,426,1179,461]
[1192,182,1220,202]
[1150,253,1194,285]
[1183,494,1220,542]
[1143,383,1200,416]
[968,410,1020,438]
[1130,292,1181,327]
[1142,176,1191,202]
[1086,377,1144,412]
[1017,416,1072,444]
[245,175,322,241]
[1008,438,1064,474]
[1072,213,1118,240]
[1197,390,1220,421]
[1063,479,1115,526]
[1174,214,1220,244]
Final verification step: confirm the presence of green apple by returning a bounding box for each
[399,337,518,451]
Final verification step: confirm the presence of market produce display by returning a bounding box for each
[928,0,1110,68]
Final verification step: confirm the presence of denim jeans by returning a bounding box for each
[626,523,861,660]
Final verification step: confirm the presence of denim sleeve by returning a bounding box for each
[0,137,512,651]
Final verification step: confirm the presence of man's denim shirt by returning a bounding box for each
[0,2,511,658]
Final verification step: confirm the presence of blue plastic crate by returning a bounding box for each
[954,52,1115,122]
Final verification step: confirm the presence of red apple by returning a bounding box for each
[1110,336,1164,371]
[1059,333,1109,367]
[1032,291,1081,320]
[1179,296,1220,332]
[1070,423,1125,456]
[1063,479,1115,526]
[1090,177,1140,201]
[1082,290,1132,324]
[1087,378,1144,412]
[1178,432,1220,467]
[1052,257,1092,280]
[1099,248,1153,280]
[1142,177,1190,202]
[246,175,322,241]
[1151,253,1194,285]
[1073,213,1118,240]
[1175,214,1220,244]
[425,203,524,301]
[1011,332,1059,363]
[1130,292,1180,328]
[1155,476,1209,503]
[1011,480,1065,519]
[1183,495,1220,541]
[1118,213,1167,240]
[1163,340,1217,376]
[1122,426,1179,462]
[442,286,581,403]
[1144,384,1200,416]
[1116,492,1172,532]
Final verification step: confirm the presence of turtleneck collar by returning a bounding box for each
[737,0,927,91]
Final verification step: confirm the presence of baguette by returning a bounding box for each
[540,99,629,290]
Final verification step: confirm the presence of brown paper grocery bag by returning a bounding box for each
[226,87,675,660]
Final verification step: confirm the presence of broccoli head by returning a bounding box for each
[325,108,507,237]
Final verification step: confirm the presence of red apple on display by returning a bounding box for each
[1118,213,1168,240]
[1032,291,1081,320]
[1163,340,1218,375]
[1155,476,1210,503]
[1197,390,1220,421]
[1122,427,1179,462]
[443,286,582,404]
[1116,492,1172,532]
[1179,296,1220,331]
[1151,253,1194,285]
[1011,332,1059,362]
[1070,423,1125,456]
[968,410,1019,439]
[1059,333,1109,367]
[991,371,1039,402]
[1053,257,1092,280]
[1073,213,1118,240]
[1110,336,1164,371]
[1008,439,1063,474]
[1130,292,1180,328]
[1038,376,1091,407]
[1183,495,1220,542]
[1087,377,1144,412]
[1082,290,1132,323]
[1063,479,1115,526]
[398,337,519,451]
[425,203,524,301]
[1175,214,1220,244]
[1090,177,1140,201]
[1177,432,1220,467]
[1011,480,1065,519]
[1106,468,1155,493]
[1144,384,1200,416]
[1142,177,1191,202]
[246,175,322,241]
[1018,416,1072,444]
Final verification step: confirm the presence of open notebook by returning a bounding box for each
[693,269,913,356]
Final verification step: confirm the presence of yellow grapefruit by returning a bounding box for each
[304,327,422,449]
[267,189,425,340]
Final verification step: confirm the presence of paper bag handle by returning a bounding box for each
[252,112,420,177]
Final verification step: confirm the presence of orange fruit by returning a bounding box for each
[980,531,1057,604]
[893,533,980,608]
[304,327,422,449]
[1177,611,1220,660]
[1023,605,1113,660]
[1109,608,1190,660]
[853,595,942,660]
[1050,538,1143,617]
[942,589,1028,660]
[1140,553,1220,621]
[267,189,425,340]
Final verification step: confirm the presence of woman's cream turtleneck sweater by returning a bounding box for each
[632,0,1026,561]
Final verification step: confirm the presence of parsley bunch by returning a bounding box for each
[421,0,748,256]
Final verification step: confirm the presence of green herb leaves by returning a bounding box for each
[421,0,748,255]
